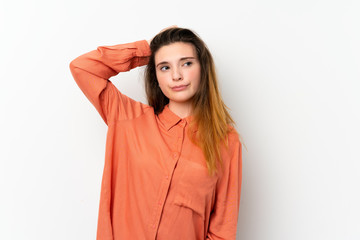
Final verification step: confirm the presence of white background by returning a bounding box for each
[1,0,359,239]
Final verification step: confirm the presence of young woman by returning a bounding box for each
[70,26,242,240]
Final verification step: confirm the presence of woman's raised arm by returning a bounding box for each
[69,40,151,125]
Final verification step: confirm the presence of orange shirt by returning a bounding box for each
[69,40,242,240]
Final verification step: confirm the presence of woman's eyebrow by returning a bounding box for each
[156,57,196,67]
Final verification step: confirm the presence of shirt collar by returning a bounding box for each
[158,104,198,132]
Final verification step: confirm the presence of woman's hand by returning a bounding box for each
[147,25,178,45]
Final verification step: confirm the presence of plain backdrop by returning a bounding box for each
[1,0,359,239]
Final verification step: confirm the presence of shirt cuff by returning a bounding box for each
[135,39,152,57]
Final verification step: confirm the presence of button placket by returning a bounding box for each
[151,177,170,233]
[173,122,185,161]
[150,120,185,235]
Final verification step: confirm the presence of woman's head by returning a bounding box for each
[154,41,201,114]
[145,27,235,176]
[145,27,215,115]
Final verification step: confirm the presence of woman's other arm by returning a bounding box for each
[206,136,243,240]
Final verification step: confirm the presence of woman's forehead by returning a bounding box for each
[155,42,197,64]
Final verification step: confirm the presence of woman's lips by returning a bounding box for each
[171,84,189,91]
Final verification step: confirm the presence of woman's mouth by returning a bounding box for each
[171,84,189,91]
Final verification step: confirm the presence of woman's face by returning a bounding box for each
[155,42,201,107]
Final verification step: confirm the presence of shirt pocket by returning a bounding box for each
[173,159,218,220]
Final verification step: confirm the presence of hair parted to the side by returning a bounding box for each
[145,27,236,176]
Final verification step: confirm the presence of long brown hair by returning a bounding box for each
[145,27,235,176]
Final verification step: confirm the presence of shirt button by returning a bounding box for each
[165,175,169,180]
[158,202,162,206]
[173,152,178,159]
[152,224,156,229]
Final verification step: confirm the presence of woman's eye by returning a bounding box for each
[184,61,193,67]
[160,66,169,71]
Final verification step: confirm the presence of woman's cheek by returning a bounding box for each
[187,67,201,88]
[157,75,171,97]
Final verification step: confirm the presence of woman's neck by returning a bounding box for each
[168,101,193,119]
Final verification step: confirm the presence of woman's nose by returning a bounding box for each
[172,67,182,81]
